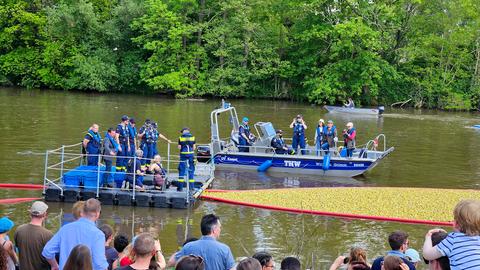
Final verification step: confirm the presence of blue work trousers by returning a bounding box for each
[87,152,99,166]
[178,154,195,191]
[141,143,155,165]
[292,134,306,155]
[116,142,129,170]
[127,175,144,188]
[321,142,332,155]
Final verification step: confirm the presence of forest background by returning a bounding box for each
[1,0,480,109]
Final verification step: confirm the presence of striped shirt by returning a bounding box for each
[436,232,480,270]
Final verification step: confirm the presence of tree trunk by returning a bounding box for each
[196,0,206,71]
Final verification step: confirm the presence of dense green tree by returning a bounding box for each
[0,0,479,109]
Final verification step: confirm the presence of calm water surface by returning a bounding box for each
[1,88,480,269]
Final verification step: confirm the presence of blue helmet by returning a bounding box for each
[242,117,249,123]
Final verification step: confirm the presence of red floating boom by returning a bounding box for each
[0,183,44,190]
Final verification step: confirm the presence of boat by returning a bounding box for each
[207,103,394,177]
[42,142,215,209]
[473,125,480,129]
[324,105,385,116]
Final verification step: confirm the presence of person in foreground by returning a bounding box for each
[280,257,300,270]
[14,201,53,270]
[329,247,371,270]
[423,199,480,269]
[63,244,93,270]
[236,258,261,270]
[381,256,409,270]
[423,231,450,270]
[371,231,416,270]
[170,214,235,270]
[118,233,165,270]
[176,255,205,270]
[252,252,274,270]
[42,198,108,270]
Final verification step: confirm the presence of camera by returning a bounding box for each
[343,257,350,264]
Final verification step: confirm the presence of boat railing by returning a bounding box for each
[43,141,214,203]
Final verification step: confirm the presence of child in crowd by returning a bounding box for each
[0,217,17,270]
[423,199,480,269]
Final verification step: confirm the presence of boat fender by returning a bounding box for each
[322,155,331,171]
[257,160,273,172]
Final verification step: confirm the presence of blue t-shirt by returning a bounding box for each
[436,232,480,270]
[371,250,416,270]
[175,236,235,270]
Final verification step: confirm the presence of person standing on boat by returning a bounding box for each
[343,122,356,158]
[103,128,118,187]
[314,119,326,156]
[82,124,102,166]
[271,130,293,155]
[344,97,355,108]
[322,120,337,155]
[127,118,137,157]
[178,127,196,192]
[238,117,253,152]
[290,114,307,155]
[115,115,130,171]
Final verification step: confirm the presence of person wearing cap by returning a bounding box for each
[271,130,292,155]
[343,122,356,158]
[43,198,108,270]
[238,117,253,152]
[138,119,172,168]
[314,119,326,156]
[289,114,307,155]
[0,216,17,270]
[14,201,53,270]
[178,127,196,192]
[83,123,102,166]
[405,249,421,268]
[322,120,338,155]
[115,115,131,171]
[127,118,138,157]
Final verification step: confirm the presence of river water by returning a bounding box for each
[1,88,480,269]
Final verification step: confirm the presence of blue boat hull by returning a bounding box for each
[213,153,375,177]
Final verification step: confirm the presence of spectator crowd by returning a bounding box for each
[1,198,479,270]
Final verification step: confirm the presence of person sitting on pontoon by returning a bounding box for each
[344,97,355,108]
[123,149,145,191]
[271,130,293,155]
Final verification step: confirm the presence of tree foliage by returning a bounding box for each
[0,0,479,109]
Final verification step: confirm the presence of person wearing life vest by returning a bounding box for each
[290,114,307,155]
[314,119,326,156]
[138,119,154,167]
[102,127,118,187]
[127,118,138,157]
[82,124,102,166]
[321,120,338,155]
[238,117,252,152]
[115,115,131,171]
[271,130,293,155]
[343,122,356,158]
[177,127,196,192]
[152,122,172,157]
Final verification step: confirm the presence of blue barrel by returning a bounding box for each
[322,155,330,171]
[257,160,273,172]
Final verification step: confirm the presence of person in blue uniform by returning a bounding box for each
[322,120,338,155]
[270,130,293,155]
[82,124,101,166]
[127,118,138,157]
[314,119,326,156]
[138,120,171,167]
[290,114,307,155]
[115,115,130,171]
[123,149,145,191]
[238,117,252,152]
[177,127,196,192]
